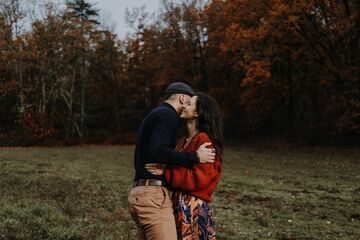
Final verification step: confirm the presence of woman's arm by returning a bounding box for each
[163,161,220,192]
[145,133,221,192]
[164,133,221,192]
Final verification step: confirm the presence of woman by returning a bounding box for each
[146,92,223,240]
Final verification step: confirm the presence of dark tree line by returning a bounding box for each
[0,0,359,145]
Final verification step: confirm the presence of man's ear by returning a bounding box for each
[179,94,186,104]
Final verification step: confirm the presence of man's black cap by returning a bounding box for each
[164,82,195,97]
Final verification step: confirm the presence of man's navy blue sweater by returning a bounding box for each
[133,103,199,181]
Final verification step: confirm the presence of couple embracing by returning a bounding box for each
[128,82,223,240]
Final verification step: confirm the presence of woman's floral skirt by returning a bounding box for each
[173,192,216,240]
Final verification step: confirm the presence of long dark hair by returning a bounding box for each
[196,92,224,159]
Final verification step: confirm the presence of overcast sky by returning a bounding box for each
[41,0,162,38]
[95,0,161,38]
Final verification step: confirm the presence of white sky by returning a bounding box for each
[42,0,162,39]
[94,0,162,38]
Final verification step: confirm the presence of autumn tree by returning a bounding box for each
[0,0,359,145]
[0,0,27,140]
[88,30,122,132]
[205,0,360,142]
[61,0,100,138]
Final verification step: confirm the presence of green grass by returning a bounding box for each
[0,145,359,239]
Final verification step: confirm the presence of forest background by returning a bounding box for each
[0,0,359,146]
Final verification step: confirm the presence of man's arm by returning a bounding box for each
[148,110,215,166]
[148,111,199,167]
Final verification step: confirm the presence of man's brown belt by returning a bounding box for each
[133,179,167,187]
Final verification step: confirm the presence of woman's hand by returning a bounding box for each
[145,163,166,175]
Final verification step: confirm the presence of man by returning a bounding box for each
[128,82,216,240]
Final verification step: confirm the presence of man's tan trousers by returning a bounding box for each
[128,186,177,240]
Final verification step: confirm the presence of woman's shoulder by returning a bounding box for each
[193,132,211,144]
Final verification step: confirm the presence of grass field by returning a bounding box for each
[0,145,359,239]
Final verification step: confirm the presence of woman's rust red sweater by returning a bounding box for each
[163,132,222,202]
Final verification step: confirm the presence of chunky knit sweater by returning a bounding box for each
[164,132,222,202]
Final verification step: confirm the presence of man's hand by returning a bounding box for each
[196,142,215,163]
[145,163,166,175]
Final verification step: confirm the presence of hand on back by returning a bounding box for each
[196,142,215,163]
